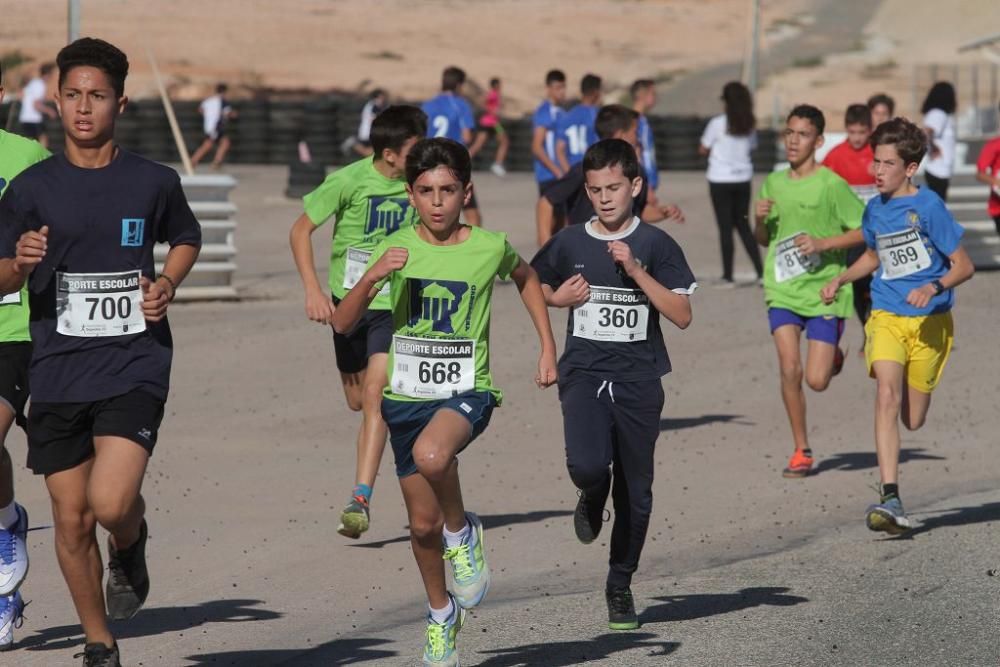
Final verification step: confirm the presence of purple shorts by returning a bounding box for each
[768,308,844,346]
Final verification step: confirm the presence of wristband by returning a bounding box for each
[157,273,178,301]
[931,279,945,295]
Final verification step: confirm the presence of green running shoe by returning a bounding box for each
[866,496,912,535]
[606,586,639,630]
[443,512,490,609]
[422,595,465,666]
[337,496,370,539]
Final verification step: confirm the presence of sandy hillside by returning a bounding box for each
[1,0,997,129]
[753,0,1000,127]
[0,0,807,111]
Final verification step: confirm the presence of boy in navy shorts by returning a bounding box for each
[532,138,696,630]
[333,138,557,665]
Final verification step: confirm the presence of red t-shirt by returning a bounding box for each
[823,141,875,186]
[975,136,1000,217]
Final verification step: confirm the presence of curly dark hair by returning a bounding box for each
[57,37,129,97]
[870,117,927,165]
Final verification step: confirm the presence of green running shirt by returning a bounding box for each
[366,225,521,404]
[303,156,419,310]
[0,130,50,342]
[758,166,863,318]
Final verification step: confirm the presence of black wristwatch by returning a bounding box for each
[931,279,945,295]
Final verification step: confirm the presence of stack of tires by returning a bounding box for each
[303,97,342,167]
[653,116,705,171]
[751,128,778,173]
[268,100,303,165]
[286,161,327,199]
[230,100,269,164]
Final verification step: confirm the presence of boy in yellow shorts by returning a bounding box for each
[821,117,974,534]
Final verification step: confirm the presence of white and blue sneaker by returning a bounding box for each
[422,594,465,667]
[866,496,912,535]
[443,512,490,609]
[0,504,28,596]
[0,591,24,651]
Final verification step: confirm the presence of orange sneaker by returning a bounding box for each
[782,449,814,478]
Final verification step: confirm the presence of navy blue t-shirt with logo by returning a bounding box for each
[0,149,202,403]
[531,217,696,382]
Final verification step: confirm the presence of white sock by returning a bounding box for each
[429,598,454,624]
[442,519,471,548]
[0,502,18,530]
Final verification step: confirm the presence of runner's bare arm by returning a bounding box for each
[331,247,407,334]
[542,274,590,308]
[510,259,558,388]
[795,228,864,255]
[904,245,975,308]
[608,241,691,330]
[753,199,773,246]
[531,126,563,178]
[820,248,880,304]
[142,242,199,321]
[974,169,999,187]
[0,225,49,295]
[289,212,337,324]
[555,140,571,173]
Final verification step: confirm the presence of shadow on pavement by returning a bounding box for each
[350,509,573,549]
[20,598,281,652]
[472,633,680,666]
[639,586,808,624]
[185,636,397,665]
[906,501,1000,538]
[658,414,753,431]
[813,448,944,474]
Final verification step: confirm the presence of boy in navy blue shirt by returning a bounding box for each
[822,117,973,534]
[537,105,684,244]
[555,73,602,171]
[422,66,482,227]
[0,39,201,666]
[531,138,696,630]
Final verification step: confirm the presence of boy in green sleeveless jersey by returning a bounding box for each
[0,62,50,649]
[333,138,557,666]
[754,105,864,478]
[290,106,427,539]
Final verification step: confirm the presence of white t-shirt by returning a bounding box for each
[201,95,223,136]
[922,108,956,179]
[18,78,47,123]
[357,100,378,142]
[700,114,756,183]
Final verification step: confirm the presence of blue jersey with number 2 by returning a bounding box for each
[421,94,475,145]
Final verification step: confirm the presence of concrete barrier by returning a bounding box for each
[155,173,239,300]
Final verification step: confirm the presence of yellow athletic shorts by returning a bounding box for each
[864,309,953,393]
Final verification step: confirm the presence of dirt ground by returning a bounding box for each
[5,166,1000,665]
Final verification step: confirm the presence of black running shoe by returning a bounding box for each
[606,586,639,630]
[106,520,149,620]
[573,476,611,544]
[75,642,121,667]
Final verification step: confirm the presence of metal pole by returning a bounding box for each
[972,63,980,136]
[68,0,80,42]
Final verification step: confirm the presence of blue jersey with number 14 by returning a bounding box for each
[421,93,475,145]
[555,104,598,166]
